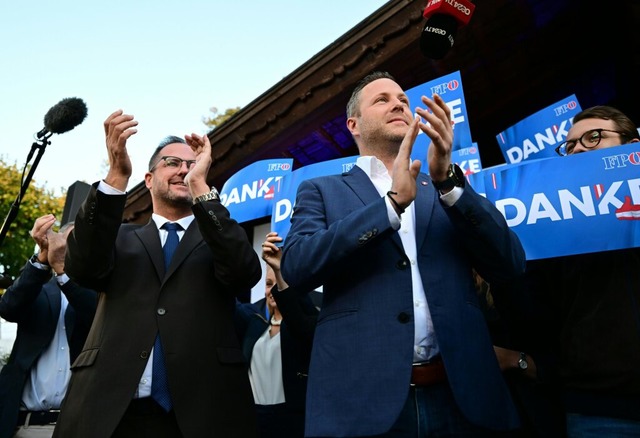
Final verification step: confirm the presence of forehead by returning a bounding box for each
[568,117,616,137]
[159,142,195,159]
[361,78,406,101]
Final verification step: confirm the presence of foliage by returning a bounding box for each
[202,106,241,130]
[0,158,65,284]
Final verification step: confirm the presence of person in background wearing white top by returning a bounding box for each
[235,231,319,438]
[0,215,97,438]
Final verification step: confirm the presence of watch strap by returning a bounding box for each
[431,164,465,191]
[193,187,220,204]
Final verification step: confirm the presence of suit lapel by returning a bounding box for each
[343,166,404,251]
[136,221,164,279]
[415,173,436,250]
[342,166,381,205]
[166,221,202,277]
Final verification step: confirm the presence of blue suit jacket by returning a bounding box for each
[281,167,526,436]
[0,262,97,438]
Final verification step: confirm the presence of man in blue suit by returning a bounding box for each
[0,215,97,438]
[281,71,527,437]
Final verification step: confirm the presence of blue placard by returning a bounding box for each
[406,70,473,162]
[496,95,582,164]
[271,156,358,240]
[220,158,293,223]
[482,143,640,259]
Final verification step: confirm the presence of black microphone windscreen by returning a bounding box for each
[420,14,458,60]
[43,97,88,134]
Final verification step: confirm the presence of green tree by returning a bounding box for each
[0,158,65,287]
[202,106,241,130]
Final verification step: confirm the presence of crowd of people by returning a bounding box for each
[0,71,638,438]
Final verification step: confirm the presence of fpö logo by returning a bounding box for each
[602,150,640,170]
[553,100,579,116]
[430,79,459,96]
[267,162,291,172]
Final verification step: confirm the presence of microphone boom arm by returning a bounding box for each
[0,137,50,248]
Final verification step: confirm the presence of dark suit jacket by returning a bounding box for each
[235,286,318,411]
[281,167,526,436]
[52,184,262,438]
[0,262,96,438]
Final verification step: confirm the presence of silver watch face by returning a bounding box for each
[518,358,528,370]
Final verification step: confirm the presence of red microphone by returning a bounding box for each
[420,0,475,59]
[423,0,475,25]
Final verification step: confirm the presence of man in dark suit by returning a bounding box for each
[281,71,527,437]
[52,109,262,438]
[0,215,97,437]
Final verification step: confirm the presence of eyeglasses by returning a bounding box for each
[149,156,196,171]
[555,128,626,156]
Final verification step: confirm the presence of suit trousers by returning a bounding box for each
[111,398,182,438]
[367,382,515,438]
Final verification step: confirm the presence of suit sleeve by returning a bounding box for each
[65,183,127,290]
[0,262,51,322]
[192,199,261,291]
[442,183,526,284]
[272,285,318,347]
[60,281,98,328]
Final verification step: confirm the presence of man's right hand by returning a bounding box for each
[103,109,138,191]
[29,214,56,264]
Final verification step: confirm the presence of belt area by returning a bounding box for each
[411,359,447,387]
[17,410,60,426]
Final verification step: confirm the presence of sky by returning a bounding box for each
[0,1,389,197]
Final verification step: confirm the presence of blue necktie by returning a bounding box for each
[151,222,182,411]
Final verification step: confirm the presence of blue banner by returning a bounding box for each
[406,70,473,157]
[271,156,358,241]
[219,158,293,223]
[496,95,582,164]
[482,143,640,259]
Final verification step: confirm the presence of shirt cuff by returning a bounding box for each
[439,186,463,206]
[55,273,70,286]
[385,196,402,230]
[98,180,126,195]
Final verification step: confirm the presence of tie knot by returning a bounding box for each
[162,222,182,232]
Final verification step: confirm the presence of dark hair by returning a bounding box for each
[573,106,639,143]
[346,71,397,118]
[148,136,187,171]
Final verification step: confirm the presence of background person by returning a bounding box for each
[235,231,318,438]
[0,215,97,438]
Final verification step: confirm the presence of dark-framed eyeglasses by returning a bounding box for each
[149,156,196,171]
[555,128,626,156]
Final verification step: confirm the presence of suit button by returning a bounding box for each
[140,351,149,359]
[397,312,411,323]
[157,308,166,315]
[396,258,409,270]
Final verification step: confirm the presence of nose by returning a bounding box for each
[176,161,191,174]
[571,143,588,155]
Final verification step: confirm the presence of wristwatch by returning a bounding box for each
[518,352,529,370]
[431,163,465,192]
[193,186,220,204]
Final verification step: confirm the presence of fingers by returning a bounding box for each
[30,214,56,245]
[104,110,138,145]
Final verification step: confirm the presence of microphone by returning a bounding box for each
[36,97,88,139]
[420,0,475,60]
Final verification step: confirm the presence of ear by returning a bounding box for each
[346,116,359,137]
[144,172,153,189]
